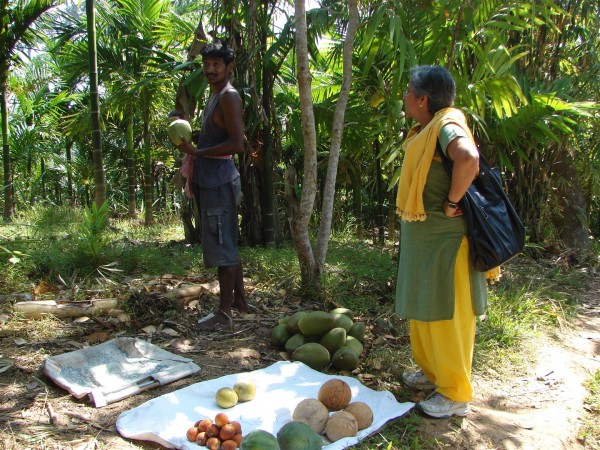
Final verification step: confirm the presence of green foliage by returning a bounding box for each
[356,413,433,450]
[72,201,111,262]
[0,232,29,265]
[322,237,396,314]
[579,370,600,448]
[474,261,579,374]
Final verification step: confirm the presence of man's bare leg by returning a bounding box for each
[232,256,248,312]
[196,265,236,331]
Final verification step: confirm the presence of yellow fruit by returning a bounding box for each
[216,387,239,408]
[369,91,384,108]
[233,380,256,402]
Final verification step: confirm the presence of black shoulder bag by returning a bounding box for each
[437,144,526,272]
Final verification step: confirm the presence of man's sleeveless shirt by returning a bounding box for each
[193,84,240,188]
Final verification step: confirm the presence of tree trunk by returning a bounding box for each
[142,94,153,226]
[349,160,363,237]
[387,183,397,245]
[86,0,106,208]
[174,19,206,243]
[261,27,276,247]
[1,84,13,220]
[315,0,359,267]
[374,140,385,246]
[291,0,319,290]
[553,148,590,249]
[40,158,46,199]
[290,0,358,292]
[65,140,74,204]
[126,114,136,218]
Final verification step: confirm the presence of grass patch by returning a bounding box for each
[356,413,435,449]
[2,314,77,342]
[474,260,580,375]
[579,370,600,448]
[322,238,396,315]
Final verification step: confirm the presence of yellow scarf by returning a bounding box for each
[396,107,474,222]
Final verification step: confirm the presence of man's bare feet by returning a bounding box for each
[232,297,249,313]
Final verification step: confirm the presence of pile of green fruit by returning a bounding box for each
[271,308,365,372]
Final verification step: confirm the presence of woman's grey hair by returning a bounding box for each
[409,65,456,114]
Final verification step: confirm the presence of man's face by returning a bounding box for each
[202,57,231,85]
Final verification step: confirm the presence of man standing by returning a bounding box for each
[177,40,248,331]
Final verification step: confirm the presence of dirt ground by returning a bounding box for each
[0,275,598,450]
[418,283,600,450]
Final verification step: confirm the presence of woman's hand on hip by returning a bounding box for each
[443,199,463,217]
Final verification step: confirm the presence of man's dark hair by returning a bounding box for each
[167,110,184,119]
[200,40,235,64]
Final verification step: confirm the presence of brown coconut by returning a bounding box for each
[318,379,352,411]
[292,398,330,434]
[344,401,374,430]
[324,411,358,442]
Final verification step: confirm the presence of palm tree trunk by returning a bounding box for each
[86,0,106,208]
[374,139,385,246]
[174,18,206,243]
[142,93,153,226]
[126,114,136,218]
[261,26,276,247]
[553,147,590,249]
[1,84,14,220]
[349,160,363,236]
[65,140,74,204]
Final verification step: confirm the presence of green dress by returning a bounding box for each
[395,141,487,322]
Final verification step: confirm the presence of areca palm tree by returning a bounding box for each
[96,0,179,225]
[53,0,182,223]
[8,53,77,206]
[1,0,56,220]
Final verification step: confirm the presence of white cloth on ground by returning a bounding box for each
[116,360,414,449]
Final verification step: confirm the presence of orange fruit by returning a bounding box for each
[215,412,229,427]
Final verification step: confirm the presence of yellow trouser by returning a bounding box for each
[409,237,476,402]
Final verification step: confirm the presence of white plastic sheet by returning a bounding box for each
[116,360,414,449]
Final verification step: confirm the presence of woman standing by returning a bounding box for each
[395,65,491,418]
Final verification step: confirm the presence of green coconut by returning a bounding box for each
[167,119,192,145]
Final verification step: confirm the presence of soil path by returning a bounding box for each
[419,282,600,449]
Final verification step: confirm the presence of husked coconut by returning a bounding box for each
[324,411,358,442]
[292,398,329,434]
[318,379,352,411]
[344,401,373,430]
